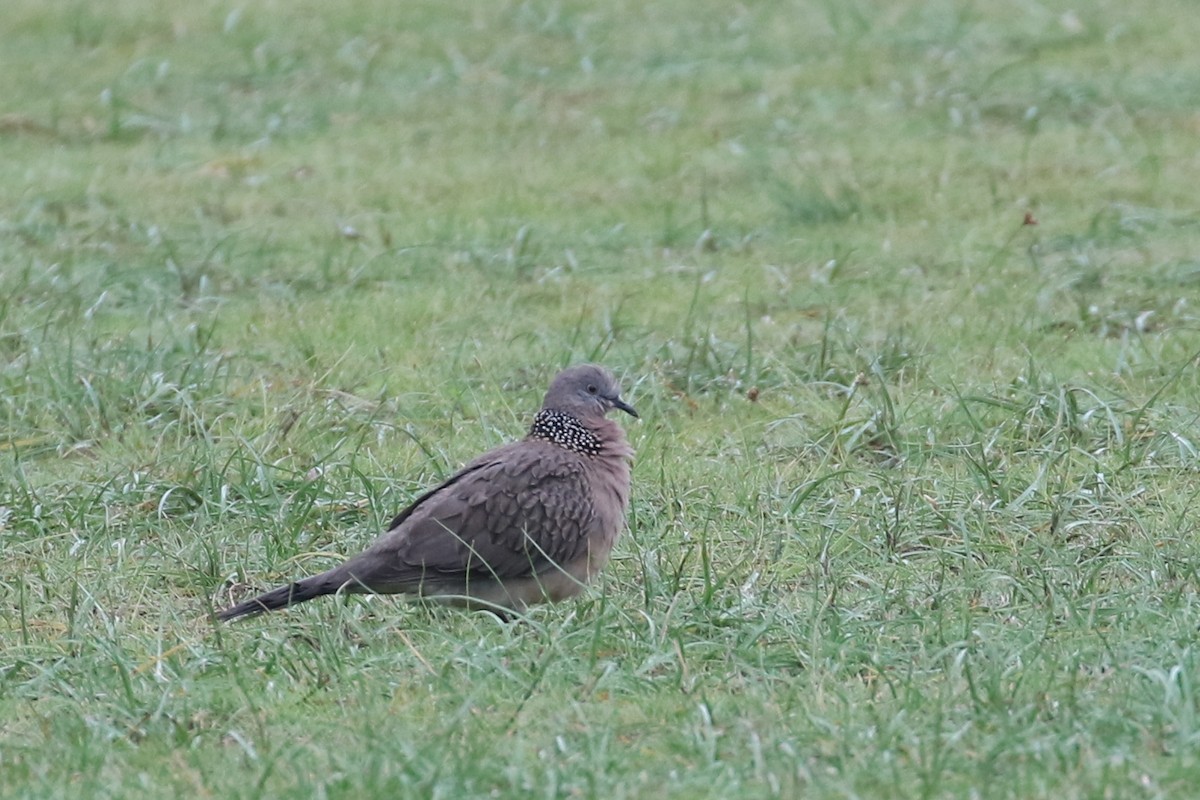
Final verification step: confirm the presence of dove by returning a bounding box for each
[218,364,636,621]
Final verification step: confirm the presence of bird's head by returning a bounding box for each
[541,364,638,422]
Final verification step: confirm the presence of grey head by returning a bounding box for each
[540,364,638,422]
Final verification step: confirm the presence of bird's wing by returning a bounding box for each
[349,443,596,590]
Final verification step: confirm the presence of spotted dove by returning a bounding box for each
[217,365,637,621]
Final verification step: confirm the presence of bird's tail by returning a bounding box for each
[216,570,343,622]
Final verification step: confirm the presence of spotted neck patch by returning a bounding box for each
[528,409,602,456]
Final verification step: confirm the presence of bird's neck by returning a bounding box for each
[527,409,604,456]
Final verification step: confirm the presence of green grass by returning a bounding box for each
[4,0,1200,796]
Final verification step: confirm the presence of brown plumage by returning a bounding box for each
[217,365,637,622]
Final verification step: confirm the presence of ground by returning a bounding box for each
[3,1,1200,797]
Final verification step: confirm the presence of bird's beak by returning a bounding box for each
[611,395,639,418]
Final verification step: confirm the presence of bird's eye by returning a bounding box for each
[586,384,598,394]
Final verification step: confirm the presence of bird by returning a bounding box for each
[217,364,638,622]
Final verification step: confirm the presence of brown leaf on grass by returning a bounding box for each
[0,114,58,138]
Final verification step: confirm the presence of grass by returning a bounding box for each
[3,0,1200,796]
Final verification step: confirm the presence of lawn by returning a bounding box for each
[3,1,1200,797]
